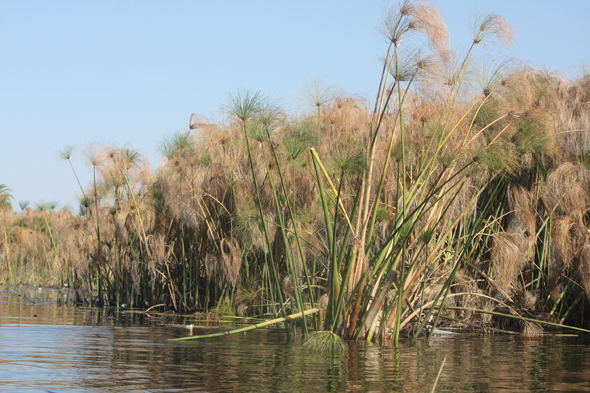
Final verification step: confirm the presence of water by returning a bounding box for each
[1,286,590,392]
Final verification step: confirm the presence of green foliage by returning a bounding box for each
[224,89,270,122]
[473,101,498,126]
[475,140,518,174]
[332,144,366,175]
[18,200,29,212]
[375,208,388,222]
[303,331,347,355]
[212,302,236,317]
[513,114,553,156]
[283,121,314,160]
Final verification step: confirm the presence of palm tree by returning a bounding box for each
[0,184,13,210]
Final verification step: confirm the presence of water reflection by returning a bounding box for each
[1,286,590,392]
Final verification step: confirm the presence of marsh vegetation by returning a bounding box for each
[2,1,590,344]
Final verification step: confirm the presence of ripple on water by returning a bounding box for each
[2,286,590,392]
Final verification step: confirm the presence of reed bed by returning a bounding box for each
[1,1,590,344]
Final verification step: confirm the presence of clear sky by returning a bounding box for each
[1,1,589,211]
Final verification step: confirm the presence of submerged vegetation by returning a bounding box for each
[2,1,590,344]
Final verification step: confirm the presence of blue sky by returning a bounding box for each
[1,1,589,211]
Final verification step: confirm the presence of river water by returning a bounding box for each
[1,286,590,392]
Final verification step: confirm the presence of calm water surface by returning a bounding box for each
[1,285,590,392]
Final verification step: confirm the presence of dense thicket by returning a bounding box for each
[2,1,590,342]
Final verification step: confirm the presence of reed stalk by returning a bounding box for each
[170,307,321,341]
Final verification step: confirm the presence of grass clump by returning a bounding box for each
[303,331,347,355]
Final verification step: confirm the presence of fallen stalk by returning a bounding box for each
[169,308,321,341]
[439,306,590,334]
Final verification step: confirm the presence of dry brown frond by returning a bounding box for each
[0,209,16,227]
[322,96,372,152]
[130,260,141,293]
[520,321,543,338]
[411,101,437,125]
[234,203,277,254]
[577,242,590,301]
[449,176,480,222]
[204,253,217,284]
[282,275,294,301]
[224,237,242,287]
[513,109,556,159]
[507,185,536,259]
[520,69,590,159]
[147,259,157,289]
[490,232,528,297]
[189,113,209,130]
[551,216,584,268]
[542,162,590,218]
[236,303,248,317]
[424,283,444,303]
[452,270,481,320]
[500,71,536,115]
[150,234,167,264]
[409,1,449,59]
[526,69,564,112]
[316,293,329,328]
[206,237,242,289]
[517,290,538,310]
[471,14,514,47]
[83,142,103,169]
[479,298,494,324]
[118,200,156,241]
